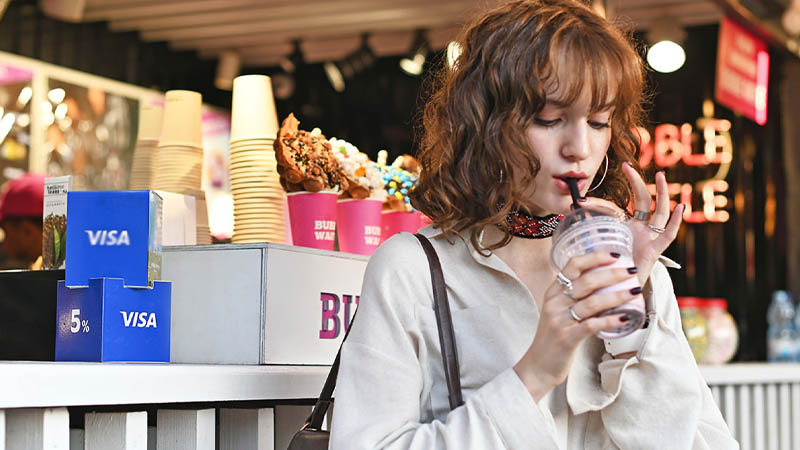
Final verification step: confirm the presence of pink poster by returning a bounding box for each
[715,16,770,125]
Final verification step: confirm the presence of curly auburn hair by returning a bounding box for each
[410,0,647,253]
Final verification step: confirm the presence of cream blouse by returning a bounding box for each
[329,227,738,449]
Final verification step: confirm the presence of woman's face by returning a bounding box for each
[521,85,613,216]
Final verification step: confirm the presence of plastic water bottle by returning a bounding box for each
[767,291,797,362]
[796,301,800,362]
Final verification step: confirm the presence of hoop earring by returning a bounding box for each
[588,155,609,192]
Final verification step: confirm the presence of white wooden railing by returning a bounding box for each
[0,362,332,449]
[1,362,799,449]
[702,363,800,450]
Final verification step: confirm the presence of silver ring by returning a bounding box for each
[569,305,583,322]
[556,271,574,298]
[648,224,666,233]
[556,272,572,289]
[632,210,652,221]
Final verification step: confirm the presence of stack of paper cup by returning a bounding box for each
[152,90,204,193]
[129,104,162,190]
[229,75,286,244]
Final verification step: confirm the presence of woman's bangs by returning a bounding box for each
[545,29,628,113]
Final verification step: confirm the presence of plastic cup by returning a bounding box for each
[336,199,383,255]
[380,210,422,244]
[137,104,163,142]
[230,75,279,142]
[286,192,338,250]
[551,206,645,339]
[159,90,203,148]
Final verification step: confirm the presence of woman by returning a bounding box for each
[330,0,737,448]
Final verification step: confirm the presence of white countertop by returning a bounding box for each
[0,362,330,409]
[1,361,799,409]
[698,362,800,384]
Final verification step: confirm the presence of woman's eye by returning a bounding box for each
[589,121,610,129]
[534,118,560,127]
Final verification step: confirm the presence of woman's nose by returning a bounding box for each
[561,123,592,161]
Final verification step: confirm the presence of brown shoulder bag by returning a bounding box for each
[286,233,464,449]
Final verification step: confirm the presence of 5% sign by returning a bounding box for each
[70,309,91,333]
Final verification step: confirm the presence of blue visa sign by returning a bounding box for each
[66,191,162,288]
[55,278,171,362]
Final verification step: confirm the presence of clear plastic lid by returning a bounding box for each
[552,204,622,238]
[550,204,632,269]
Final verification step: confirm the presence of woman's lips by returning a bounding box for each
[554,177,586,193]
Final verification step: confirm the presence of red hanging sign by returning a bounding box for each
[715,16,770,125]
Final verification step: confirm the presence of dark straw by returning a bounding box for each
[566,178,581,209]
[566,178,586,220]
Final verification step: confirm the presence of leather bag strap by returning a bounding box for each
[305,309,356,430]
[304,232,464,431]
[413,233,464,409]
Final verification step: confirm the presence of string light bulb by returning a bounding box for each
[646,19,687,73]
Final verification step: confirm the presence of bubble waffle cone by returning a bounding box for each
[329,137,386,201]
[272,113,347,193]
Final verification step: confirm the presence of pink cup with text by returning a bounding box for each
[420,214,433,228]
[380,210,422,244]
[286,192,338,250]
[336,198,383,255]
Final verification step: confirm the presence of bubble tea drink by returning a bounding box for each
[550,179,645,338]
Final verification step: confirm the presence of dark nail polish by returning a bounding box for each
[627,267,638,274]
[620,315,631,322]
[610,252,621,258]
[578,197,588,202]
[630,286,643,295]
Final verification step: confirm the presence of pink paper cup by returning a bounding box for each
[336,199,383,255]
[286,192,338,250]
[420,214,433,228]
[380,210,422,244]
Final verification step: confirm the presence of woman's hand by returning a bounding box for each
[514,252,641,401]
[581,162,684,285]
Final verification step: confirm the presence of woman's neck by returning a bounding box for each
[482,225,555,272]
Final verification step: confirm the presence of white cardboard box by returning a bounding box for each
[155,191,197,246]
[162,243,368,365]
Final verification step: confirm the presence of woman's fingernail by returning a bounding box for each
[630,286,643,295]
[578,197,588,202]
[627,267,638,274]
[610,252,621,258]
[620,315,631,322]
